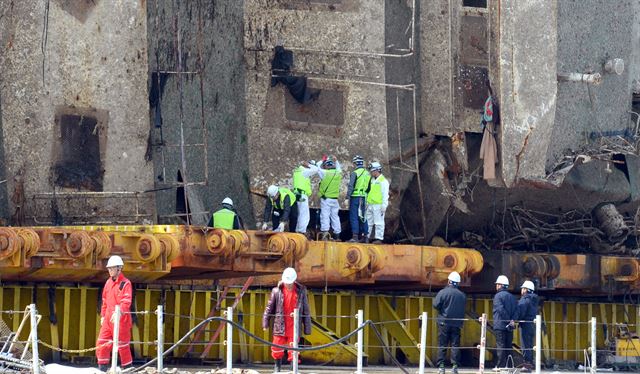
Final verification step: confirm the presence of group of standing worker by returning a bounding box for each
[434,273,539,373]
[95,257,538,372]
[210,155,390,243]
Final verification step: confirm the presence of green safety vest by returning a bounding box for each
[319,169,342,199]
[292,166,312,196]
[367,175,387,205]
[271,187,296,209]
[351,168,371,197]
[212,208,236,230]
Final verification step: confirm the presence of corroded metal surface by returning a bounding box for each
[1,225,640,295]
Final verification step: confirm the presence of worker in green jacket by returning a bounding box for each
[208,197,244,229]
[262,185,298,232]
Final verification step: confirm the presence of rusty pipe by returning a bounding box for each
[0,228,19,261]
[16,229,40,258]
[133,235,162,263]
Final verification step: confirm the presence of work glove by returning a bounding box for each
[100,317,104,325]
[276,223,285,232]
[110,313,117,324]
[344,199,349,206]
[273,211,280,217]
[261,223,268,231]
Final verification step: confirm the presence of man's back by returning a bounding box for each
[434,285,466,327]
[493,290,518,330]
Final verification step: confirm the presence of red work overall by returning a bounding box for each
[271,286,298,362]
[96,273,133,366]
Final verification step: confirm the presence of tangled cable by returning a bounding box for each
[125,316,409,374]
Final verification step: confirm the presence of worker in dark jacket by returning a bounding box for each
[493,275,518,369]
[208,197,244,229]
[263,268,312,373]
[434,272,467,374]
[262,185,298,232]
[518,281,538,372]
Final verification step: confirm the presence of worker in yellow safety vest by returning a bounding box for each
[346,155,370,242]
[262,185,298,232]
[317,157,342,241]
[208,197,244,229]
[292,160,317,234]
[365,162,389,244]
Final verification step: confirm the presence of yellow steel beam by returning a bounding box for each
[12,287,20,332]
[79,288,87,356]
[303,319,364,365]
[62,289,70,353]
[377,297,420,364]
[143,289,151,357]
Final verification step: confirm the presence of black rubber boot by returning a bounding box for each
[274,358,282,373]
[98,364,108,372]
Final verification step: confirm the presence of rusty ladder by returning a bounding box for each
[184,276,254,358]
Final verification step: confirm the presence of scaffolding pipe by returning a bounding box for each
[590,317,597,374]
[293,308,300,374]
[418,312,428,374]
[356,309,364,374]
[111,305,120,374]
[226,306,233,374]
[29,304,40,374]
[157,304,164,373]
[479,313,487,374]
[535,314,542,374]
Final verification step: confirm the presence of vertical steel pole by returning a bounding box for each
[157,304,164,373]
[357,309,364,374]
[226,306,233,374]
[591,317,597,374]
[535,314,542,374]
[418,312,428,374]
[479,313,487,374]
[111,305,121,373]
[29,304,40,374]
[292,308,300,374]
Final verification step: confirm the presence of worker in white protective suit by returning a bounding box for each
[316,157,342,241]
[365,162,389,243]
[291,160,317,235]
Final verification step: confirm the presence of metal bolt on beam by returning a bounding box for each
[557,72,602,85]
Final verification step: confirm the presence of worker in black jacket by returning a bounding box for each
[518,281,539,372]
[493,275,518,369]
[434,272,467,374]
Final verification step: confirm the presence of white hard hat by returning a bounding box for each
[308,160,316,166]
[369,161,382,171]
[106,255,124,268]
[267,185,279,197]
[281,267,297,284]
[222,197,233,206]
[495,275,509,286]
[448,271,461,283]
[521,280,535,291]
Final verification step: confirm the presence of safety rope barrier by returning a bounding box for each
[37,339,113,353]
[0,303,609,374]
[123,315,410,374]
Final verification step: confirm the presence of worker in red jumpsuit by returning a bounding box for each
[96,255,133,371]
[262,267,312,373]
